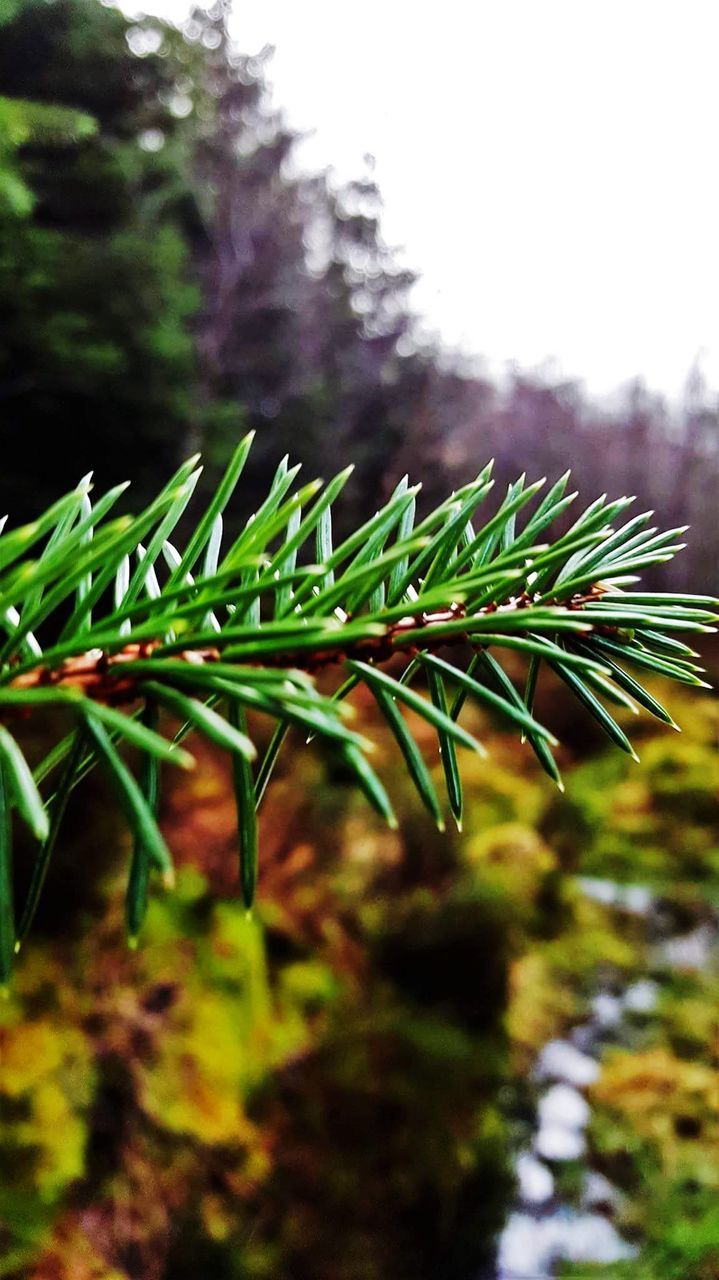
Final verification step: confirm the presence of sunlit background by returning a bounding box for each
[0,3,718,1279]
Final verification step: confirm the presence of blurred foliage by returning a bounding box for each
[566,988,719,1280]
[548,681,719,888]
[550,672,719,1280]
[0,0,421,532]
[1,669,716,1277]
[0,717,519,1278]
[0,93,95,217]
[0,0,717,583]
[0,0,203,518]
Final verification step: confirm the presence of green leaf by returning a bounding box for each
[548,659,639,759]
[513,471,574,547]
[87,702,195,770]
[2,480,130,613]
[394,607,592,646]
[567,510,655,575]
[315,506,335,593]
[166,432,255,586]
[304,673,362,747]
[0,487,92,578]
[521,652,540,743]
[273,466,355,608]
[228,702,258,909]
[472,650,562,788]
[580,668,640,714]
[426,667,462,828]
[562,493,635,544]
[62,563,317,642]
[18,472,91,618]
[453,477,545,572]
[83,713,173,878]
[526,527,612,579]
[140,681,256,760]
[126,701,161,945]
[371,682,445,830]
[124,470,202,608]
[617,592,717,609]
[219,618,387,663]
[32,728,80,788]
[500,477,525,551]
[571,642,678,728]
[59,468,202,638]
[349,659,487,755]
[318,481,420,582]
[208,677,369,752]
[254,721,290,809]
[218,460,303,568]
[422,653,557,744]
[0,516,132,658]
[387,480,417,600]
[589,635,710,687]
[390,476,495,601]
[76,490,94,624]
[464,632,611,673]
[632,627,699,658]
[0,727,49,841]
[419,476,495,591]
[590,600,716,626]
[342,744,397,829]
[274,503,302,616]
[17,728,87,947]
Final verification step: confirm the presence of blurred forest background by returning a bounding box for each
[0,2,718,1278]
[1,0,718,585]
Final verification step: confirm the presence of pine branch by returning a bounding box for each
[0,435,716,976]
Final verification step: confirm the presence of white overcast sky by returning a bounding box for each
[136,0,719,400]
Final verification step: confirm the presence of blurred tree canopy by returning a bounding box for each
[0,92,95,217]
[0,0,717,584]
[0,0,203,517]
[0,0,423,528]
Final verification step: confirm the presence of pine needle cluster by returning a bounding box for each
[0,434,715,979]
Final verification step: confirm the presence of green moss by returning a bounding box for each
[547,684,718,888]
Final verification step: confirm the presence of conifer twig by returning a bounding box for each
[0,435,715,972]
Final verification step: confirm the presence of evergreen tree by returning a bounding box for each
[0,0,202,519]
[189,8,423,524]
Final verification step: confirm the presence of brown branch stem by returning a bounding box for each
[2,590,604,709]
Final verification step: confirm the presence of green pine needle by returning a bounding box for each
[0,437,713,971]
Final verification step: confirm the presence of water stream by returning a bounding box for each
[493,875,718,1279]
